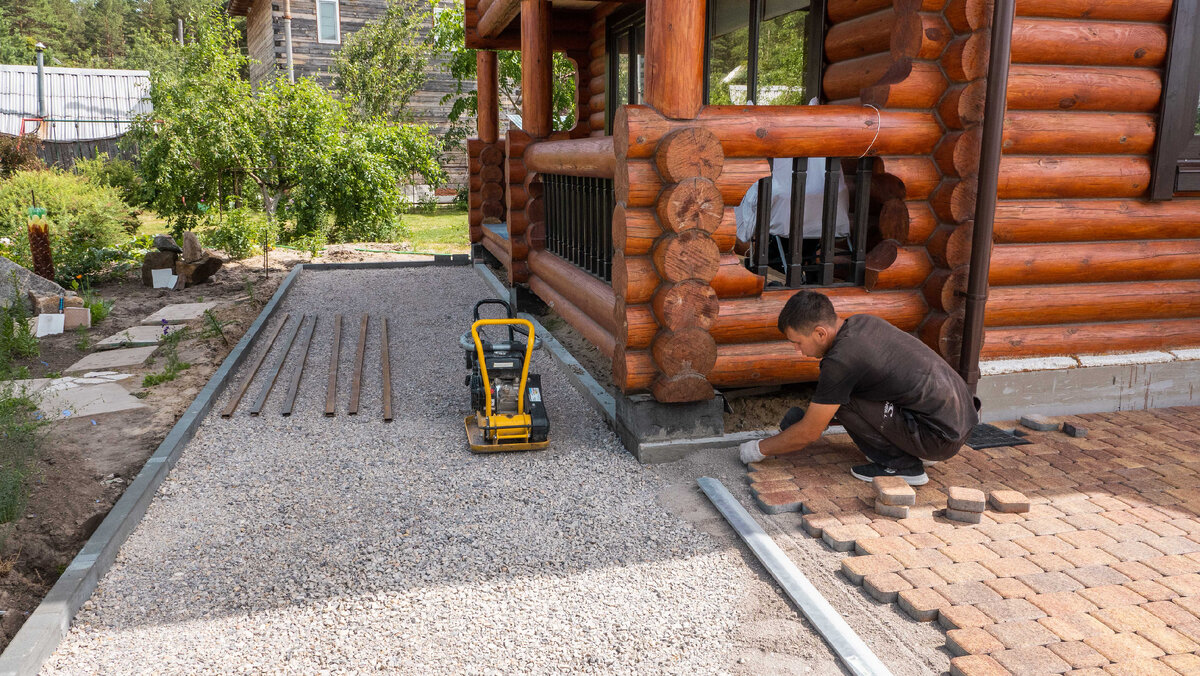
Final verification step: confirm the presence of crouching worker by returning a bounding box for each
[739,290,979,486]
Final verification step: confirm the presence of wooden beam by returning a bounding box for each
[221,312,290,418]
[280,315,316,416]
[477,0,519,37]
[521,0,552,137]
[523,137,615,177]
[465,9,591,51]
[348,314,368,415]
[324,314,341,416]
[381,318,393,422]
[250,315,305,416]
[644,0,705,120]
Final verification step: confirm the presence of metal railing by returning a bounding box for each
[754,157,873,287]
[543,175,615,282]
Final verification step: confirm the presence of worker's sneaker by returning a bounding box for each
[850,462,928,486]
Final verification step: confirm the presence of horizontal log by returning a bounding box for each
[981,241,1200,286]
[527,249,617,333]
[1010,20,1167,68]
[992,199,1200,243]
[981,318,1200,360]
[612,346,655,391]
[480,233,510,269]
[954,0,1173,30]
[653,230,721,284]
[914,13,952,61]
[482,200,504,220]
[861,61,948,110]
[711,256,765,298]
[864,240,934,291]
[940,34,977,84]
[825,9,898,63]
[938,84,965,130]
[657,177,724,233]
[616,105,942,160]
[824,52,896,102]
[477,0,519,38]
[588,111,606,134]
[589,95,605,115]
[524,137,615,178]
[1000,111,1156,155]
[620,157,770,209]
[481,165,505,183]
[611,253,658,304]
[983,281,1200,327]
[615,344,822,392]
[624,303,657,349]
[615,205,737,256]
[481,182,504,203]
[653,281,720,332]
[529,275,616,358]
[879,199,938,244]
[878,156,939,200]
[828,0,946,25]
[951,157,1151,220]
[934,131,961,177]
[987,65,1162,115]
[708,287,927,344]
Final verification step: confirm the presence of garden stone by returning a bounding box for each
[178,254,223,286]
[141,302,218,325]
[95,325,165,349]
[0,256,71,310]
[28,293,83,314]
[66,346,158,373]
[182,232,203,262]
[153,234,183,253]
[141,251,179,287]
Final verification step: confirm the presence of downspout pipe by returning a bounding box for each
[958,0,1015,394]
[35,43,46,120]
[283,0,295,84]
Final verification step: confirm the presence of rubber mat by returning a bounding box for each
[966,423,1032,450]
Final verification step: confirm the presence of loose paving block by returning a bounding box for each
[840,554,902,585]
[947,486,987,512]
[801,512,840,538]
[986,619,1060,649]
[874,499,912,519]
[1062,423,1088,438]
[821,524,877,552]
[992,646,1071,674]
[1021,414,1061,432]
[990,490,1032,513]
[940,604,993,630]
[946,507,984,524]
[947,627,1006,656]
[897,587,948,622]
[1045,641,1108,670]
[63,306,91,329]
[140,301,219,325]
[873,476,916,506]
[65,345,159,373]
[862,572,911,603]
[1083,632,1165,662]
[949,655,1008,676]
[755,490,803,514]
[95,325,166,350]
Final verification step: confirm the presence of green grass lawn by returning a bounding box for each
[402,207,470,254]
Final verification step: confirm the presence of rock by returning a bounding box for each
[64,306,91,329]
[0,256,71,310]
[182,232,203,262]
[28,292,84,314]
[153,234,183,253]
[177,254,223,286]
[141,250,179,287]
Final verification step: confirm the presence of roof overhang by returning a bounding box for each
[225,0,254,17]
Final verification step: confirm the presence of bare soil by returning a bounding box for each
[0,245,426,652]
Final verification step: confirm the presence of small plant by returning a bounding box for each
[70,275,114,324]
[199,309,233,345]
[74,325,90,351]
[243,275,258,305]
[142,321,191,387]
[0,384,47,548]
[0,274,39,378]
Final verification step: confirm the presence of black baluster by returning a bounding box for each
[853,158,873,286]
[820,158,840,286]
[754,176,771,278]
[787,157,808,287]
[604,180,614,282]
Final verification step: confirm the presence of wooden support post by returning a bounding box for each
[644,0,705,120]
[521,0,552,137]
[221,312,290,418]
[250,315,304,416]
[281,315,316,416]
[324,314,341,416]
[349,314,368,415]
[381,318,393,422]
[477,51,499,144]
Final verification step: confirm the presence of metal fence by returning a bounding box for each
[543,175,615,282]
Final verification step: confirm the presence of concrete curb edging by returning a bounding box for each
[0,256,470,676]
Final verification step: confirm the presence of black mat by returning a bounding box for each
[966,423,1032,450]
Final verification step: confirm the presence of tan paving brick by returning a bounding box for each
[874,475,916,506]
[942,543,1001,563]
[893,547,954,569]
[993,646,1071,674]
[935,561,998,584]
[1110,561,1162,582]
[862,571,911,603]
[1046,641,1109,670]
[949,654,1010,676]
[1099,658,1177,676]
[869,518,912,537]
[899,566,946,589]
[1029,592,1100,617]
[939,527,991,546]
[1062,548,1122,568]
[1090,606,1167,634]
[977,598,1048,623]
[1161,653,1200,674]
[940,604,994,630]
[1067,565,1133,589]
[1146,535,1200,556]
[1100,524,1159,543]
[897,586,948,622]
[1084,633,1166,662]
[937,581,1004,606]
[1143,555,1200,576]
[1170,620,1200,644]
[1156,573,1200,597]
[1040,613,1117,641]
[1019,571,1086,594]
[990,489,1031,513]
[903,532,946,549]
[1135,625,1199,655]
[986,619,1060,650]
[1140,521,1188,538]
[982,556,1044,578]
[1022,518,1076,536]
[1079,586,1149,610]
[1065,513,1123,531]
[948,627,1007,656]
[1015,535,1075,555]
[840,554,902,585]
[801,512,841,537]
[980,522,1043,542]
[855,535,914,556]
[985,576,1037,600]
[1027,552,1079,572]
[948,486,987,512]
[1139,600,1198,625]
[987,540,1036,559]
[1060,530,1120,550]
[822,523,878,552]
[1120,580,1177,603]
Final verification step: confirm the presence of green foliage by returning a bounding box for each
[0,384,45,543]
[0,135,44,180]
[707,6,809,105]
[202,207,258,260]
[142,323,189,387]
[71,277,114,323]
[74,152,144,207]
[333,0,435,123]
[198,308,231,345]
[74,324,90,351]
[0,275,38,379]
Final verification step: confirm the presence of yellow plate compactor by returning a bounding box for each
[461,300,550,452]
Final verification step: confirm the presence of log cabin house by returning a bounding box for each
[465,0,1200,414]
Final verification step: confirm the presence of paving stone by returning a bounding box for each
[1161,653,1200,674]
[37,381,148,418]
[979,522,1034,541]
[982,556,1044,578]
[893,547,954,569]
[750,479,797,495]
[940,604,994,630]
[1061,548,1121,568]
[1135,625,1199,655]
[1022,517,1076,536]
[755,490,804,514]
[1067,566,1133,589]
[1139,601,1197,626]
[933,544,999,566]
[140,301,218,325]
[874,499,913,519]
[1102,541,1165,563]
[1099,659,1177,676]
[1021,415,1061,432]
[873,476,916,506]
[947,486,987,512]
[862,572,911,603]
[1029,592,1099,617]
[65,345,158,373]
[1079,585,1147,609]
[1142,555,1200,577]
[1083,633,1165,662]
[822,523,877,552]
[977,598,1048,623]
[899,567,945,589]
[984,577,1037,600]
[1174,595,1200,618]
[1046,641,1108,670]
[1039,613,1117,642]
[1146,535,1200,556]
[1110,561,1161,582]
[993,646,1071,674]
[855,535,914,556]
[1091,606,1166,634]
[94,324,167,349]
[949,655,1010,676]
[897,587,948,622]
[1027,553,1077,572]
[1100,524,1159,544]
[948,627,1006,656]
[1065,513,1123,531]
[801,512,840,537]
[1019,571,1086,595]
[937,581,1004,606]
[904,532,947,549]
[1062,423,1088,438]
[1120,580,1177,603]
[934,561,997,585]
[990,490,1032,513]
[840,554,902,585]
[986,619,1060,650]
[947,508,984,524]
[1015,535,1074,555]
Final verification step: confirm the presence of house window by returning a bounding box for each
[605,9,644,133]
[705,0,822,106]
[317,0,341,44]
[1150,0,1200,198]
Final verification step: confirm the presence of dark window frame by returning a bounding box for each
[605,8,645,135]
[1150,0,1200,199]
[703,0,826,106]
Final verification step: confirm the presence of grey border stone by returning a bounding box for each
[0,257,469,676]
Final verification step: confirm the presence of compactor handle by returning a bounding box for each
[470,318,536,419]
[473,299,516,341]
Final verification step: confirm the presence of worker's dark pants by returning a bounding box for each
[780,400,966,471]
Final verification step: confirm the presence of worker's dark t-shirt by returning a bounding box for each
[812,314,977,441]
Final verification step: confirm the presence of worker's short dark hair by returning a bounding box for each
[777,290,837,335]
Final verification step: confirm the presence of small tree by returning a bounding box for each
[332,0,435,123]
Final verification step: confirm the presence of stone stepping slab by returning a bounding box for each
[140,302,218,325]
[95,325,168,350]
[66,346,159,372]
[37,381,146,419]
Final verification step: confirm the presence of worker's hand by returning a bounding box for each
[739,438,766,464]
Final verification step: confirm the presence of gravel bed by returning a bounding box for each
[41,268,766,674]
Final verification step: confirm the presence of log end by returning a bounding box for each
[651,372,715,403]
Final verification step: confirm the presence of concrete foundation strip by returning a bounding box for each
[220,311,291,418]
[348,314,368,415]
[325,314,342,416]
[381,317,393,422]
[280,315,317,416]
[697,477,892,676]
[249,314,304,416]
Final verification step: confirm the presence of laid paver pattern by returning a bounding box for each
[747,406,1200,675]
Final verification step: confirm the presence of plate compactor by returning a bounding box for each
[461,300,550,452]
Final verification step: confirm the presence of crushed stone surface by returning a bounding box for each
[42,268,942,675]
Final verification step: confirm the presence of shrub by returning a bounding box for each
[202,208,259,260]
[74,152,145,209]
[0,385,44,540]
[0,136,45,180]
